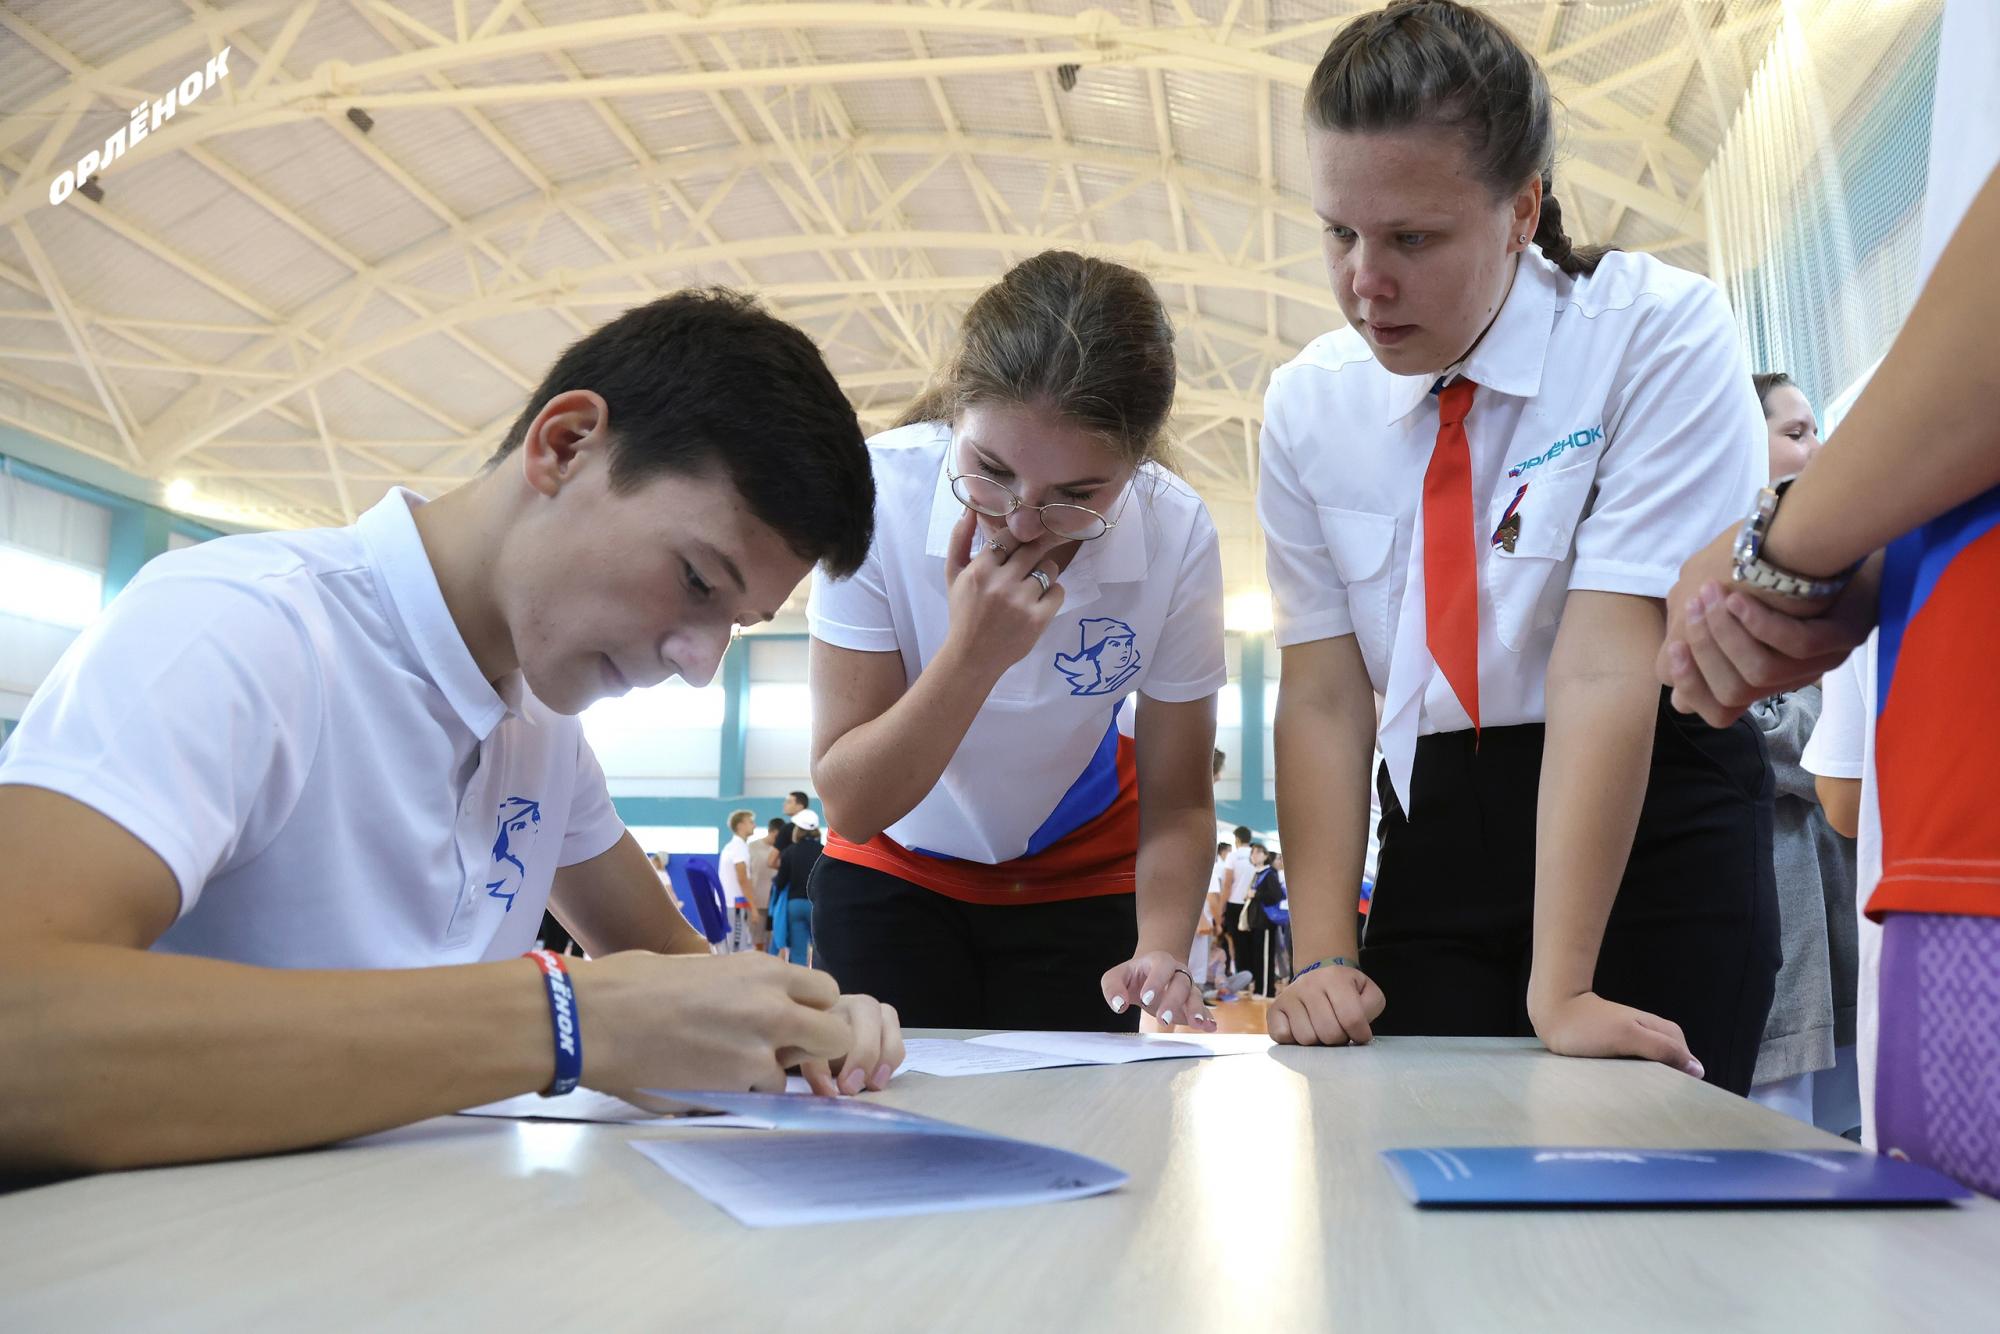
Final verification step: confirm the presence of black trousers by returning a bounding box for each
[1247,915,1275,996]
[1221,901,1249,978]
[1361,689,1781,1095]
[808,855,1142,1031]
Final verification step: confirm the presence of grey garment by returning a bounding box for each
[1749,687,1860,1084]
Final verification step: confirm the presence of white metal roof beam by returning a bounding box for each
[153,238,1295,464]
[0,4,1322,221]
[0,0,296,158]
[1564,8,1773,113]
[3,224,143,465]
[173,131,1322,371]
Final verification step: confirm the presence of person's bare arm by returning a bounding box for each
[546,831,710,957]
[1658,165,2000,721]
[0,787,857,1173]
[1763,163,2000,579]
[1816,775,1862,839]
[1265,635,1383,1046]
[1098,693,1217,1029]
[1528,592,1699,1075]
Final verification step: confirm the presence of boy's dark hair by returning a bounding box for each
[789,790,812,808]
[487,289,875,576]
[1216,841,1231,856]
[767,817,787,833]
[1233,825,1253,843]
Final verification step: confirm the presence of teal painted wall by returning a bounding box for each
[1,440,227,730]
[612,627,1280,839]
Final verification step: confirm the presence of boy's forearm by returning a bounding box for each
[0,944,554,1173]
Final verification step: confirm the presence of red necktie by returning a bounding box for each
[1423,377,1480,732]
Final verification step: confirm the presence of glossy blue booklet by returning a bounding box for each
[630,1090,1127,1227]
[1381,1147,1974,1208]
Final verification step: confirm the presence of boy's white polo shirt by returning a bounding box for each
[1258,245,1766,806]
[809,422,1226,864]
[0,488,626,969]
[717,833,752,900]
[1225,844,1254,905]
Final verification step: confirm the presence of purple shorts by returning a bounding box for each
[1875,912,2000,1197]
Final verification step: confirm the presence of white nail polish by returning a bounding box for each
[1110,996,1127,1013]
[1142,989,1156,1006]
[1161,1010,1174,1024]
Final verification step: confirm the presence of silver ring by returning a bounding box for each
[1030,569,1051,594]
[989,542,1011,560]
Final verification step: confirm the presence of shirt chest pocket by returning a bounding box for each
[1485,458,1596,652]
[1315,505,1400,686]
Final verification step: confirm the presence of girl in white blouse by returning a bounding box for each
[1259,0,1778,1092]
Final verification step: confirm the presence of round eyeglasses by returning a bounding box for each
[946,460,1131,542]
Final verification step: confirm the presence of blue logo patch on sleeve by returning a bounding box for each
[1054,617,1143,696]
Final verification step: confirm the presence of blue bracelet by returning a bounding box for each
[524,949,583,1096]
[1292,955,1359,983]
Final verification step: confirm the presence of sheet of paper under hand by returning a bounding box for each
[896,1037,1085,1077]
[629,1090,1127,1227]
[899,1031,1273,1076]
[459,1089,778,1129]
[965,1030,1267,1064]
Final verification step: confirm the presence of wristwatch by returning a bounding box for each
[1730,474,1857,600]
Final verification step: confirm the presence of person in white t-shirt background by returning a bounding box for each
[716,809,757,953]
[0,290,905,1173]
[1221,825,1254,982]
[1196,840,1228,991]
[1260,1,1777,1092]
[806,250,1227,1034]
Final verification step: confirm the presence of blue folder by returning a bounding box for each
[1381,1147,1974,1208]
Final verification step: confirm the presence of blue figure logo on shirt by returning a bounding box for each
[1054,617,1143,696]
[486,796,542,912]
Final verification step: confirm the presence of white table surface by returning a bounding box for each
[2,1034,1995,1333]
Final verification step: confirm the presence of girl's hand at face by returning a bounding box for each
[941,510,1072,669]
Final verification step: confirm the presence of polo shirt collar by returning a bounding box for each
[356,488,516,739]
[1381,244,1559,425]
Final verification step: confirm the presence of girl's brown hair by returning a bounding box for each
[1306,0,1609,278]
[1751,371,1796,414]
[900,249,1177,466]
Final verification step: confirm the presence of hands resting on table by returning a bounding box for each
[573,951,904,1100]
[1264,523,1882,1074]
[1100,949,1217,1032]
[1264,963,1705,1077]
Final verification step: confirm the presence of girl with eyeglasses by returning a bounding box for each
[806,250,1227,1033]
